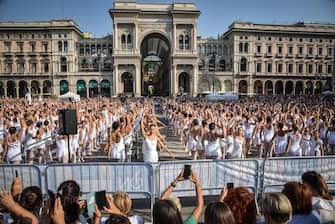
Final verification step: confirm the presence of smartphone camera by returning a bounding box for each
[183,164,192,179]
[227,182,234,189]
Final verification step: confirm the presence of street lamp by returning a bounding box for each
[93,52,106,107]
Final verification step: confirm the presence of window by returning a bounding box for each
[244,43,248,53]
[308,64,313,73]
[267,45,272,54]
[318,47,323,55]
[60,57,67,72]
[185,35,190,50]
[240,36,243,40]
[58,41,62,52]
[298,64,303,73]
[108,44,113,54]
[268,37,271,41]
[30,63,36,73]
[298,46,303,54]
[257,45,261,53]
[267,63,272,73]
[79,45,84,56]
[5,63,12,73]
[102,45,107,54]
[328,65,332,74]
[179,35,184,50]
[209,58,215,71]
[85,45,90,55]
[288,64,293,73]
[308,47,313,55]
[31,34,34,39]
[43,43,48,52]
[219,60,225,71]
[239,43,243,53]
[256,63,262,72]
[91,45,96,55]
[299,38,303,42]
[19,34,23,39]
[317,64,322,73]
[278,46,282,54]
[289,37,293,42]
[309,38,313,43]
[288,46,293,54]
[240,58,247,72]
[5,42,11,52]
[278,63,283,73]
[319,39,323,43]
[44,63,49,73]
[18,63,24,73]
[64,41,68,52]
[64,34,67,38]
[328,48,333,56]
[279,37,282,41]
[17,43,23,52]
[30,43,36,52]
[257,36,261,41]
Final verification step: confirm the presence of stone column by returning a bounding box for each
[170,64,177,96]
[114,65,119,96]
[173,23,177,53]
[114,23,118,50]
[193,23,197,52]
[86,85,90,99]
[193,64,198,96]
[135,63,141,96]
[15,87,19,98]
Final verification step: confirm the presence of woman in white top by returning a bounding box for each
[271,122,288,156]
[202,122,224,159]
[231,126,245,159]
[301,127,313,156]
[24,119,37,164]
[311,130,324,156]
[3,118,25,164]
[261,116,275,158]
[326,119,335,155]
[105,121,125,162]
[286,124,302,156]
[224,127,234,158]
[186,119,203,160]
[252,117,264,158]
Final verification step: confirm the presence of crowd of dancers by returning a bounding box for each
[0,95,334,164]
[165,96,335,160]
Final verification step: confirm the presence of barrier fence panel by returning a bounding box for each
[157,160,218,197]
[262,156,335,193]
[0,165,42,191]
[45,162,154,207]
[216,159,259,195]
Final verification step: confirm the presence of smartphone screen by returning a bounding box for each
[227,182,234,189]
[15,170,19,178]
[86,192,96,217]
[95,190,109,210]
[183,165,192,179]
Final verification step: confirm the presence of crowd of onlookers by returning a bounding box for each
[0,169,334,224]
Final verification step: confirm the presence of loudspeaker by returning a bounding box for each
[58,109,77,135]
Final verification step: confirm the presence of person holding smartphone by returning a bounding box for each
[158,166,203,224]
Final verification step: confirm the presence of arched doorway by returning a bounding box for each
[224,80,232,92]
[101,80,111,97]
[121,72,134,94]
[200,79,210,93]
[0,81,4,97]
[213,79,221,92]
[59,80,69,95]
[89,80,98,98]
[7,81,16,98]
[254,80,263,95]
[43,80,52,96]
[238,80,248,94]
[265,81,273,95]
[31,80,40,96]
[285,81,293,95]
[324,80,332,91]
[178,72,190,93]
[275,81,284,95]
[76,80,87,98]
[315,81,322,94]
[19,81,28,98]
[141,33,170,96]
[305,81,313,95]
[295,81,303,95]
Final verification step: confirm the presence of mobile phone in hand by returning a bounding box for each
[183,165,192,179]
[227,182,234,189]
[86,192,96,217]
[15,170,19,178]
[95,190,109,210]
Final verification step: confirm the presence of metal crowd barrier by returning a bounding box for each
[262,156,335,193]
[45,162,155,209]
[0,164,42,190]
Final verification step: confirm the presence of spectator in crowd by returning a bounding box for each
[113,191,144,224]
[205,201,236,224]
[302,171,335,224]
[259,193,292,224]
[282,181,320,224]
[220,187,257,224]
[157,167,203,224]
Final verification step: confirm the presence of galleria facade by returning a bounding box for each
[0,1,334,98]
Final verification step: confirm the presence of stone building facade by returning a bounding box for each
[0,2,334,98]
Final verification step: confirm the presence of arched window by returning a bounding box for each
[127,34,132,49]
[240,58,247,72]
[244,43,249,53]
[121,34,126,49]
[60,57,67,72]
[81,58,88,70]
[209,58,215,71]
[64,41,68,52]
[185,35,190,50]
[58,41,62,52]
[179,35,184,50]
[219,59,226,71]
[239,43,243,53]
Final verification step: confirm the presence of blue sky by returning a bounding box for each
[0,0,334,38]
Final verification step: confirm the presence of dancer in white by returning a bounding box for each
[327,119,335,154]
[271,122,288,156]
[202,122,224,159]
[286,125,302,156]
[312,130,324,156]
[186,119,202,160]
[252,117,263,158]
[105,121,125,162]
[301,127,313,156]
[261,116,275,158]
[231,127,245,159]
[3,117,25,164]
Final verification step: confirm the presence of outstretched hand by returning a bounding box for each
[189,170,200,186]
[52,198,65,224]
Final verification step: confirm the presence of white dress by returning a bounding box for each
[301,135,313,156]
[6,140,22,162]
[231,138,243,158]
[274,134,287,154]
[328,130,335,145]
[312,138,323,156]
[287,133,302,156]
[142,138,158,163]
[205,137,222,158]
[110,138,125,161]
[225,136,234,155]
